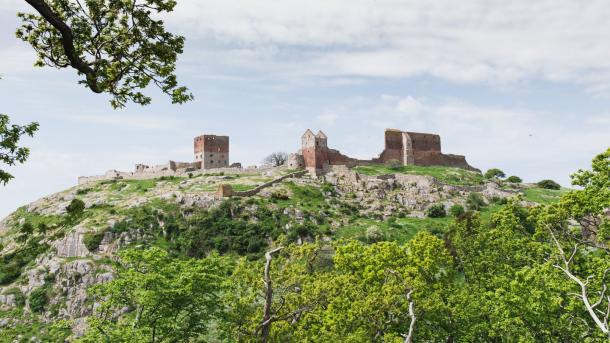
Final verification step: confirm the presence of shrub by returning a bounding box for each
[537,179,561,190]
[491,196,508,205]
[466,193,486,211]
[29,284,50,313]
[76,188,91,195]
[506,175,522,183]
[449,204,465,217]
[66,198,85,216]
[270,191,289,201]
[83,231,106,252]
[484,168,506,179]
[37,223,49,234]
[426,204,446,218]
[365,226,385,243]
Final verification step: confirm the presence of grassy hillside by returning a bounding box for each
[353,164,484,186]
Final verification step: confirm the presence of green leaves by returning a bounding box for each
[17,0,193,108]
[81,247,228,342]
[0,114,39,185]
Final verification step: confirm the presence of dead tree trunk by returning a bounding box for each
[261,247,283,343]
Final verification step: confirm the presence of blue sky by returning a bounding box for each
[1,0,609,218]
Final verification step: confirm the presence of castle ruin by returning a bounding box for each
[295,128,478,176]
[194,134,230,169]
[78,128,478,185]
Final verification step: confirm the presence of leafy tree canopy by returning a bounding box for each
[17,0,193,108]
[0,114,39,185]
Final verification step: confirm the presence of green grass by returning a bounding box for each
[522,187,566,205]
[231,184,258,192]
[336,216,453,244]
[353,164,483,186]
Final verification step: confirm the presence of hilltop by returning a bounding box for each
[0,162,566,340]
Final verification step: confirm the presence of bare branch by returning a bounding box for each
[260,246,284,343]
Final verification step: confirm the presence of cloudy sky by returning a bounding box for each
[1,0,609,218]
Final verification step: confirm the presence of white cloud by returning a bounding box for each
[162,0,610,93]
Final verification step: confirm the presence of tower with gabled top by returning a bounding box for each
[301,129,330,175]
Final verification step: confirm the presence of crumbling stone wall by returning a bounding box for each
[194,134,229,169]
[298,128,478,176]
[286,153,305,168]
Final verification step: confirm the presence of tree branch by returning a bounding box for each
[24,0,101,92]
[261,246,283,343]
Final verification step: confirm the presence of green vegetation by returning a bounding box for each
[66,198,85,217]
[0,114,39,185]
[523,187,565,204]
[466,192,486,211]
[449,204,465,217]
[506,175,522,183]
[484,168,505,179]
[537,179,561,190]
[3,288,25,308]
[0,239,49,285]
[353,164,484,186]
[425,203,446,218]
[29,284,51,313]
[83,231,105,252]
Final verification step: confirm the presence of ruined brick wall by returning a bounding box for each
[286,153,305,168]
[169,161,203,171]
[378,129,405,164]
[404,132,441,165]
[327,149,354,165]
[194,135,229,169]
[441,154,480,172]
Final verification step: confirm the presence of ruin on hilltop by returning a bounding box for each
[78,129,479,184]
[287,128,479,176]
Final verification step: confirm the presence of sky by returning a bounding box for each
[1,0,609,218]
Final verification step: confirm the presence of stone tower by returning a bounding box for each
[301,130,330,175]
[194,134,230,169]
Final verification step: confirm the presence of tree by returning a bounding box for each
[66,198,85,217]
[81,247,228,342]
[536,148,610,339]
[0,114,39,185]
[537,179,561,190]
[484,168,505,179]
[16,0,193,108]
[506,175,522,183]
[263,152,288,167]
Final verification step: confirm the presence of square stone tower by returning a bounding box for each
[301,129,329,175]
[194,134,229,169]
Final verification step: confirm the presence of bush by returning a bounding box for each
[537,179,561,190]
[76,188,91,195]
[484,168,506,179]
[466,193,486,211]
[29,285,49,313]
[506,175,522,183]
[491,196,508,205]
[425,204,446,218]
[66,198,85,216]
[449,204,465,217]
[270,191,289,201]
[83,231,106,252]
[365,226,385,243]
